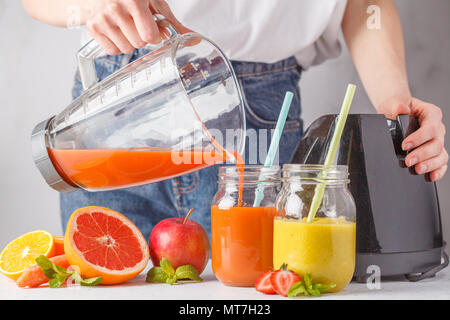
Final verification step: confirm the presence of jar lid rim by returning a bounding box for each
[282,164,348,170]
[281,164,349,181]
[219,165,280,174]
[218,165,281,182]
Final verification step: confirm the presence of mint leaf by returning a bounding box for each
[160,257,175,276]
[36,255,71,278]
[66,271,103,287]
[80,276,103,286]
[146,259,178,285]
[146,266,169,283]
[69,271,82,284]
[146,259,203,285]
[313,283,336,293]
[306,286,321,296]
[48,273,69,288]
[35,255,57,279]
[54,264,70,275]
[304,273,313,289]
[175,265,203,282]
[36,255,101,288]
[287,274,336,298]
[166,274,178,285]
[288,281,308,297]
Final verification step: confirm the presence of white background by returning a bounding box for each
[0,0,449,249]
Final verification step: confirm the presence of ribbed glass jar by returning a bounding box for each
[211,165,280,287]
[274,164,356,293]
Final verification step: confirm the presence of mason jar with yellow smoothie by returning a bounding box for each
[274,164,356,293]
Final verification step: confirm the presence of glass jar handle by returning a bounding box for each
[77,14,179,90]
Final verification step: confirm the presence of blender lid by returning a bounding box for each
[31,117,79,193]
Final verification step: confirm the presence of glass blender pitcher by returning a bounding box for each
[31,15,246,193]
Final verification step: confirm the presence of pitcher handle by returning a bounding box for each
[77,14,179,90]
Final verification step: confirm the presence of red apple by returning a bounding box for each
[149,209,211,274]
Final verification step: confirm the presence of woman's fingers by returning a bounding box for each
[414,148,448,175]
[430,164,448,182]
[128,0,161,44]
[85,0,191,54]
[402,100,444,151]
[106,2,146,48]
[405,137,445,167]
[86,19,120,55]
[98,13,135,54]
[402,122,445,151]
[405,138,444,168]
[400,97,447,181]
[86,0,164,54]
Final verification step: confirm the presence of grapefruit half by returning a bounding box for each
[64,206,149,285]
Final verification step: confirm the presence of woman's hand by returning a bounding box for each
[379,96,448,181]
[86,0,191,55]
[402,98,448,181]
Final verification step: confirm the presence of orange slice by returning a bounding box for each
[0,230,55,280]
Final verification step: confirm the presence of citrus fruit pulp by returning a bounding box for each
[64,206,149,285]
[0,230,55,280]
[53,236,65,255]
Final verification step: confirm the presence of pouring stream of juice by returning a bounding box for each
[186,99,245,206]
[306,84,356,222]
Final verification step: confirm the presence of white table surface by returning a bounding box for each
[1,261,449,300]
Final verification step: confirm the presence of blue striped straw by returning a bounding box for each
[253,91,294,207]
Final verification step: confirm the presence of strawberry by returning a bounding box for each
[255,270,276,294]
[270,264,300,297]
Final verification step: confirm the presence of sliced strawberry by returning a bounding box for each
[255,270,276,294]
[270,264,300,297]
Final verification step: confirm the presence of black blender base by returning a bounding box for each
[353,247,448,283]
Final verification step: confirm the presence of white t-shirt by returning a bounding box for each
[81,0,347,69]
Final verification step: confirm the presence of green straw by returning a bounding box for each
[306,84,356,223]
[253,91,294,207]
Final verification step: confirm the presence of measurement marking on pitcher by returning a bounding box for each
[183,78,192,87]
[131,73,136,88]
[200,70,210,80]
[191,62,199,71]
[114,81,119,97]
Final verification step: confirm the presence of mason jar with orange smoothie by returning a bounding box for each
[274,164,356,293]
[211,165,280,287]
